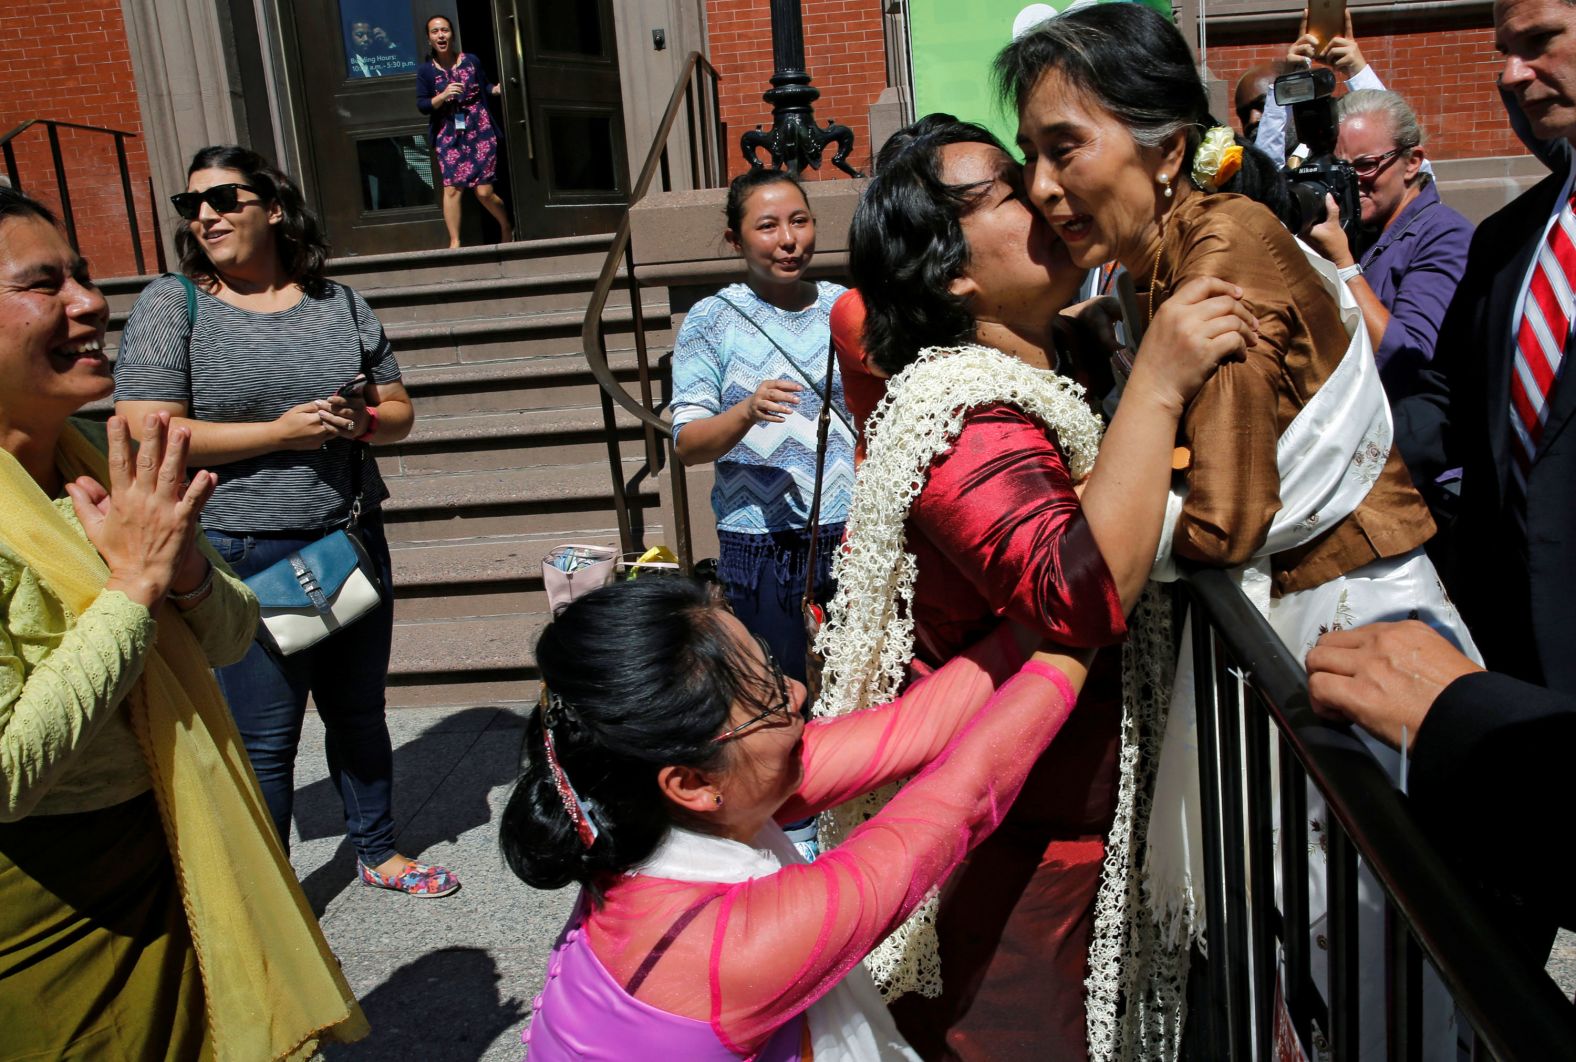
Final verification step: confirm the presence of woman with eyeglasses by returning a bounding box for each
[114,145,459,898]
[501,575,1090,1060]
[998,8,1480,1052]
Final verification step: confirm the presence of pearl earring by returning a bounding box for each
[1159,173,1173,199]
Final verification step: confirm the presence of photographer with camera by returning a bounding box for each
[1305,90,1473,404]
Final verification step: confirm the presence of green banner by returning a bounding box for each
[908,0,1172,155]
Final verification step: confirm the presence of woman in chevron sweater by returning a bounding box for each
[671,170,855,744]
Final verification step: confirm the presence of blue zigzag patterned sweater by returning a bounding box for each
[671,282,855,539]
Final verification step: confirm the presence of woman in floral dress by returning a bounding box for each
[416,16,512,248]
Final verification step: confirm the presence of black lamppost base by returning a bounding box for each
[738,0,865,178]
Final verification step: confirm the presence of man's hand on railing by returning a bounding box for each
[1305,621,1483,751]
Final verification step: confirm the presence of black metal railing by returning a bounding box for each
[1182,566,1576,1060]
[581,52,727,568]
[1,118,160,275]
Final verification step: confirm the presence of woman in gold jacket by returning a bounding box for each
[0,187,366,1059]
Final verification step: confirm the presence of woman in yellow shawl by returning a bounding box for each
[0,187,366,1058]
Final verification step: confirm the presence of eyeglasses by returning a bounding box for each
[1344,148,1405,178]
[714,636,794,743]
[169,183,265,221]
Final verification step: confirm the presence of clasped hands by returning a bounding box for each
[64,413,216,612]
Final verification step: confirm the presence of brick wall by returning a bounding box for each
[0,3,159,278]
[1208,19,1526,162]
[706,0,888,182]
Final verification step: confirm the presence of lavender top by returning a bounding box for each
[1358,179,1475,399]
[521,908,803,1060]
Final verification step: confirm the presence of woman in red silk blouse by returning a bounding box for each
[841,116,1251,1057]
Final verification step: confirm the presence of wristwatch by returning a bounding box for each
[1336,262,1365,284]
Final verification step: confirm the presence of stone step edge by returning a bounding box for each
[398,348,649,388]
[94,234,616,292]
[394,406,648,446]
[379,463,657,515]
[355,267,630,304]
[379,300,671,341]
[107,298,672,337]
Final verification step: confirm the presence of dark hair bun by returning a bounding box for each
[498,576,769,903]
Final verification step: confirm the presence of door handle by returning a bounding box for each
[508,4,535,160]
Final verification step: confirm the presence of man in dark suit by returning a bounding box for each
[1333,0,1576,964]
[1396,0,1576,696]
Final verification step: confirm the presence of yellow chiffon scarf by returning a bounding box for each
[0,421,368,1060]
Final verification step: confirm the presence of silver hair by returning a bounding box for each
[1338,89,1425,153]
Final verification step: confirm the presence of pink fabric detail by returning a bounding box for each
[525,913,801,1060]
[1020,660,1078,714]
[577,626,1082,1054]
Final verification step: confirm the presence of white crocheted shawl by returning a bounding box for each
[810,343,1103,996]
[810,342,1184,1061]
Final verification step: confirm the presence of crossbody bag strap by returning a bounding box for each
[801,335,838,612]
[622,897,717,997]
[714,293,855,436]
[342,282,373,528]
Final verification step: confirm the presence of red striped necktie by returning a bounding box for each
[1510,190,1576,495]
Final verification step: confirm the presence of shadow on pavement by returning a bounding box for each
[323,946,528,1060]
[292,707,522,913]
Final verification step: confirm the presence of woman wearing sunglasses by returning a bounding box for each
[501,575,1089,1060]
[114,146,458,898]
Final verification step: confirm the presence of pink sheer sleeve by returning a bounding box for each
[773,623,1025,823]
[712,660,1078,1051]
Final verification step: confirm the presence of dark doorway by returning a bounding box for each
[285,0,624,255]
[489,0,630,238]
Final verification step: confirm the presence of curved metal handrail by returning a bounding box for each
[582,52,725,561]
[0,118,140,144]
[581,50,721,435]
[1,117,154,275]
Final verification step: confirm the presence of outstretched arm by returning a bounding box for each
[776,622,1032,821]
[713,645,1090,1052]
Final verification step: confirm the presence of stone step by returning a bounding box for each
[385,672,540,710]
[387,530,603,623]
[382,304,673,368]
[103,300,674,372]
[377,406,651,477]
[101,269,634,339]
[357,269,632,325]
[94,234,616,314]
[399,348,659,415]
[325,234,612,290]
[379,461,660,544]
[386,613,542,708]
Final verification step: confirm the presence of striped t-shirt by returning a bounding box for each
[113,275,401,533]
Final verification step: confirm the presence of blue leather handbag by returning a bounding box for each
[245,530,385,656]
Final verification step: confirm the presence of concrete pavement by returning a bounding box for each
[290,704,570,1061]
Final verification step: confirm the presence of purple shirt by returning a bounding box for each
[1358,179,1475,399]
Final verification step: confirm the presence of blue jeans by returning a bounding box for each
[206,516,399,867]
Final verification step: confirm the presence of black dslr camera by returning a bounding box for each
[1273,67,1362,243]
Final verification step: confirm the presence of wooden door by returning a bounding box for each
[492,0,629,238]
[285,0,456,255]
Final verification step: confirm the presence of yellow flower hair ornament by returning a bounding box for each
[1191,125,1244,193]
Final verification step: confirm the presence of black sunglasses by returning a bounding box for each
[169,183,265,221]
[714,636,794,743]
